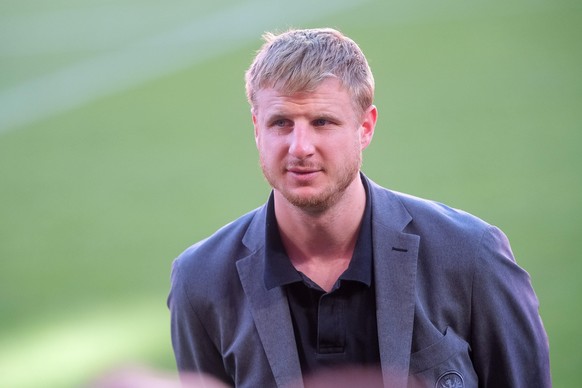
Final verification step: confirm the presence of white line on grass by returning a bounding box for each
[0,4,201,56]
[0,0,368,135]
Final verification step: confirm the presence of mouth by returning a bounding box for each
[287,167,319,174]
[285,165,322,179]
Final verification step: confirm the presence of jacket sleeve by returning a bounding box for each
[470,225,551,387]
[168,258,233,386]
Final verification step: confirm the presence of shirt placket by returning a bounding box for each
[317,292,345,355]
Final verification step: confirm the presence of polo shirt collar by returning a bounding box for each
[263,174,373,290]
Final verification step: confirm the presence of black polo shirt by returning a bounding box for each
[263,178,381,376]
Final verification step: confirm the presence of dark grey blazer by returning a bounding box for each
[169,176,550,387]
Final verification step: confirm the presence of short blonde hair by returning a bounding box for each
[245,28,375,115]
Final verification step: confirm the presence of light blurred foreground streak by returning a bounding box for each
[88,365,229,388]
[89,365,432,387]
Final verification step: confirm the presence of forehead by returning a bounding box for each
[253,78,355,116]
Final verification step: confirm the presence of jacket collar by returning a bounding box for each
[241,173,413,249]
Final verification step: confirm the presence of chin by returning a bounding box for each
[283,188,341,213]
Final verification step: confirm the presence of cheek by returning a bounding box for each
[334,133,362,155]
[258,140,283,167]
[260,136,287,155]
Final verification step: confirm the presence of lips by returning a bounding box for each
[287,167,319,174]
[285,164,323,181]
[286,163,322,174]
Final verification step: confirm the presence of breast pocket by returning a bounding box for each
[408,327,477,388]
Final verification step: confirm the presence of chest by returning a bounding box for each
[285,277,381,374]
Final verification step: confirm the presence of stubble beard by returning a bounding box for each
[259,152,362,214]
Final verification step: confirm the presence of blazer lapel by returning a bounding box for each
[368,179,419,387]
[373,224,419,387]
[236,205,303,388]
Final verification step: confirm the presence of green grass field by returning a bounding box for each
[1,1,581,386]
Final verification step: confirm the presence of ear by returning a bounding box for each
[359,105,377,150]
[252,109,260,148]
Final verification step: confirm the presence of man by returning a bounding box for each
[168,28,551,387]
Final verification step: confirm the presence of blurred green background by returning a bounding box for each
[1,0,580,387]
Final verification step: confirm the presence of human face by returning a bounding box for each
[252,78,376,212]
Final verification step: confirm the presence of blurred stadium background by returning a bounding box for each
[1,0,580,386]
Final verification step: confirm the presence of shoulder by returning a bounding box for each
[367,178,510,285]
[368,179,491,240]
[171,205,265,295]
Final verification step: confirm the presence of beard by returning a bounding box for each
[259,151,362,213]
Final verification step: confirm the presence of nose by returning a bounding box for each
[288,124,315,159]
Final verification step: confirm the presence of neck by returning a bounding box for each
[274,175,366,290]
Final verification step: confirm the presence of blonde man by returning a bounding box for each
[169,28,550,387]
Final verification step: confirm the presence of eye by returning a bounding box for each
[269,118,292,128]
[313,118,329,127]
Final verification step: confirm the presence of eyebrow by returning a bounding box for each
[265,113,289,124]
[313,114,341,123]
[265,112,343,124]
